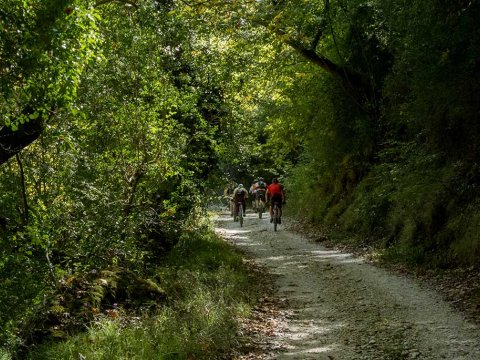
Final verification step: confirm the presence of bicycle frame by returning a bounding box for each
[273,201,281,231]
[237,202,244,227]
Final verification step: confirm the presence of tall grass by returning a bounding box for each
[26,228,260,360]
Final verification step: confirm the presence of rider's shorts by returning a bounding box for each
[256,190,266,201]
[270,194,283,208]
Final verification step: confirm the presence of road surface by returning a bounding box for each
[215,211,480,359]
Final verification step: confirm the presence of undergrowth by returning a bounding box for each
[286,145,480,270]
[22,226,260,360]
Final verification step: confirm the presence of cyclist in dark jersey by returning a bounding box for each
[232,184,248,217]
[266,178,285,223]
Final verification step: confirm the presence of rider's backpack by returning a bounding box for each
[257,181,266,189]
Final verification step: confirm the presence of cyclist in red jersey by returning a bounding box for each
[266,178,285,223]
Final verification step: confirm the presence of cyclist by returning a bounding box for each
[223,182,236,197]
[266,178,285,223]
[249,179,258,210]
[224,181,236,215]
[232,183,248,219]
[255,177,267,211]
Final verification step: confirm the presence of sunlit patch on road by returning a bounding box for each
[214,212,480,359]
[309,250,362,264]
[222,228,252,236]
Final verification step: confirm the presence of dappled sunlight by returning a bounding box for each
[265,255,298,262]
[220,228,252,236]
[283,260,307,267]
[286,322,342,341]
[282,345,338,358]
[214,212,480,359]
[235,240,264,247]
[274,315,347,358]
[232,236,249,241]
[310,250,351,259]
[336,258,363,264]
[309,250,362,264]
[214,216,235,223]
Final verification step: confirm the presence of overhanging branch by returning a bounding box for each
[0,107,45,166]
[285,37,370,96]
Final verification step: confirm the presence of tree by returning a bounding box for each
[0,0,102,165]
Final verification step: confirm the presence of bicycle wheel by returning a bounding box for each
[239,204,244,227]
[258,202,263,219]
[273,204,278,231]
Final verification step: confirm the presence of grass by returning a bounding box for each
[24,226,261,360]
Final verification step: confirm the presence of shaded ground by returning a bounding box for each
[215,211,480,360]
[287,221,480,326]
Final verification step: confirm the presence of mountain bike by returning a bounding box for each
[229,197,235,217]
[257,200,265,219]
[272,201,281,231]
[233,201,244,226]
[237,202,244,227]
[256,190,266,219]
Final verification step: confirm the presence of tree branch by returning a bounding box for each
[311,26,323,50]
[16,153,29,225]
[285,37,369,92]
[0,114,44,166]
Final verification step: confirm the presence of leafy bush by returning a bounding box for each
[25,228,260,360]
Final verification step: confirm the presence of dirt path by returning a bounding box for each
[214,211,480,360]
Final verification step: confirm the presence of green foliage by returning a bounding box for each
[0,0,252,354]
[379,0,480,157]
[254,0,480,269]
[0,0,101,129]
[2,0,480,355]
[449,208,480,265]
[26,228,259,360]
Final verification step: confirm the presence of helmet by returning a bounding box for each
[272,178,278,183]
[238,184,244,188]
[258,177,264,181]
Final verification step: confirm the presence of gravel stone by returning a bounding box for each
[215,212,480,360]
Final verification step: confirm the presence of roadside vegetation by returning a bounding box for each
[24,223,260,360]
[1,1,263,358]
[253,1,480,271]
[1,0,480,357]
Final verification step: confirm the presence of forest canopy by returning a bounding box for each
[1,0,480,357]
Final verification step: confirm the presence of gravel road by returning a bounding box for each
[214,211,480,360]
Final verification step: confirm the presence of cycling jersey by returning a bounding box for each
[267,183,283,197]
[233,188,248,200]
[256,181,267,190]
